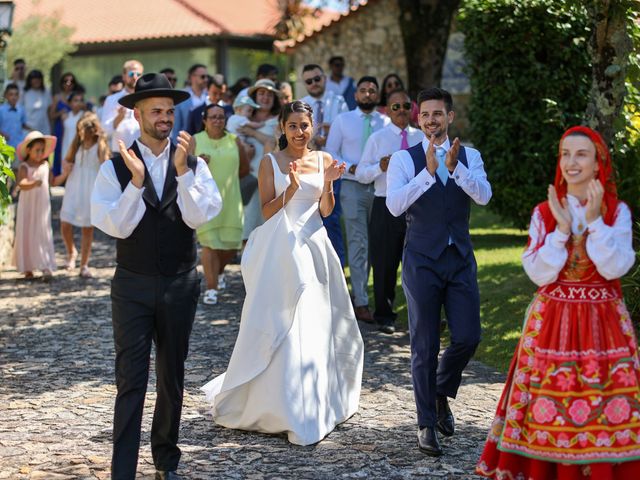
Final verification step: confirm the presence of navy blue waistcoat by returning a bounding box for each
[405,143,472,260]
[112,142,198,276]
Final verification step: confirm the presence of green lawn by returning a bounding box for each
[347,206,535,373]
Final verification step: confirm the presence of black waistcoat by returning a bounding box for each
[404,143,472,259]
[112,141,198,275]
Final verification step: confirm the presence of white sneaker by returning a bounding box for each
[203,289,218,305]
[218,274,226,290]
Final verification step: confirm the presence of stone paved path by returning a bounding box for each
[0,193,505,479]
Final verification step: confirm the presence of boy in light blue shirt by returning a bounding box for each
[0,83,32,152]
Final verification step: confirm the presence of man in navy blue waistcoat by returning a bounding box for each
[386,87,492,456]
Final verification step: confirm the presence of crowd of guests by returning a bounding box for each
[4,54,419,335]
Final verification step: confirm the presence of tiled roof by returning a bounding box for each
[276,0,370,51]
[12,0,282,45]
[183,0,282,37]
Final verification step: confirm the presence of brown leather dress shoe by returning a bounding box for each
[417,426,443,456]
[354,306,374,323]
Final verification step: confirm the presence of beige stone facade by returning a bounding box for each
[288,0,406,99]
[284,1,472,140]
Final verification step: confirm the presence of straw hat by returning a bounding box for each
[17,131,57,161]
[247,79,283,97]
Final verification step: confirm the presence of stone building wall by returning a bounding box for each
[288,1,472,141]
[290,0,406,99]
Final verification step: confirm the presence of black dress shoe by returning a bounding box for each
[155,471,181,480]
[378,319,395,334]
[436,395,455,437]
[417,426,443,456]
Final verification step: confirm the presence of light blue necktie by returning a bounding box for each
[361,114,372,153]
[436,147,448,185]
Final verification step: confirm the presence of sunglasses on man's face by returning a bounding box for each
[304,75,323,85]
[390,102,412,112]
[127,71,142,78]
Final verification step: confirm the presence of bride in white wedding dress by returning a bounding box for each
[202,101,364,446]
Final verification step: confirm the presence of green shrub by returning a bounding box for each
[0,136,15,224]
[459,0,592,228]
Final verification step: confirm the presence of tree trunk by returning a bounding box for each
[584,0,632,146]
[396,0,461,98]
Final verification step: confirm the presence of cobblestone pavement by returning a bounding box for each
[0,193,505,479]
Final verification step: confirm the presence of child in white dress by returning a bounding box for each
[13,131,60,279]
[59,112,110,277]
[60,91,85,160]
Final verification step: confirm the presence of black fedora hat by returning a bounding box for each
[118,73,191,109]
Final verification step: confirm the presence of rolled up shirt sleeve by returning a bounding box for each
[385,150,436,217]
[451,149,492,205]
[90,160,146,239]
[176,157,223,229]
[355,135,383,184]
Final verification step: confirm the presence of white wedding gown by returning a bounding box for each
[202,152,364,445]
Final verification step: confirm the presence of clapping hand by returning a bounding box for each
[118,140,145,188]
[425,135,438,176]
[446,137,460,172]
[288,160,300,191]
[174,131,192,176]
[585,179,604,224]
[548,185,572,235]
[325,159,346,181]
[379,155,391,172]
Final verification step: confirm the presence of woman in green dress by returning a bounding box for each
[194,103,249,305]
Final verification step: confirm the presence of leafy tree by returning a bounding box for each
[277,0,459,96]
[6,10,77,82]
[460,0,592,228]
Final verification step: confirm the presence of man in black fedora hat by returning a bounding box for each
[91,73,222,480]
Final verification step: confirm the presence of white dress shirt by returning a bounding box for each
[356,123,425,196]
[91,139,222,239]
[326,76,352,96]
[101,89,140,151]
[325,108,390,181]
[522,198,635,286]
[300,90,349,128]
[187,86,208,109]
[386,137,492,217]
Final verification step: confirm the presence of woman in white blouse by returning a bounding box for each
[20,70,52,135]
[477,126,639,479]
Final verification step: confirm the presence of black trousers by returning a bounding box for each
[110,267,200,480]
[402,245,481,428]
[369,196,406,322]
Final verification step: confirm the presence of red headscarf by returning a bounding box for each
[529,126,620,250]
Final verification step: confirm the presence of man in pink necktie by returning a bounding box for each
[356,89,425,333]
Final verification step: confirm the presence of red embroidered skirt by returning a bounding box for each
[476,281,640,479]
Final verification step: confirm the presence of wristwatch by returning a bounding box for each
[348,165,356,175]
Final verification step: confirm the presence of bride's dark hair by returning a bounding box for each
[278,100,314,151]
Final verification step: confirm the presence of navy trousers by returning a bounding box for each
[402,245,481,428]
[110,267,200,479]
[322,178,345,266]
